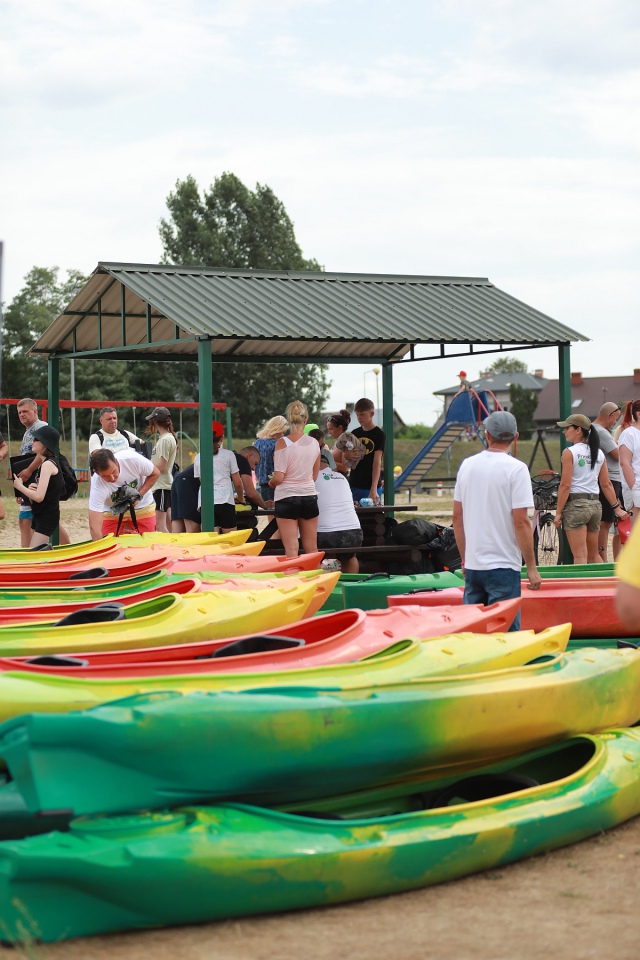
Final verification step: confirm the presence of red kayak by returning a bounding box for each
[0,600,520,677]
[389,582,631,639]
[0,550,167,585]
[165,552,325,574]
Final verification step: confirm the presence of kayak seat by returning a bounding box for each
[24,655,90,667]
[68,567,110,581]
[53,604,126,627]
[424,772,540,809]
[617,639,638,650]
[30,543,53,551]
[196,636,306,659]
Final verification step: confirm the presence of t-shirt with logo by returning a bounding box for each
[88,449,156,514]
[20,419,47,455]
[315,466,360,533]
[348,425,385,490]
[88,429,140,455]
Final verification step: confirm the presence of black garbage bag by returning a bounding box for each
[390,518,440,546]
[425,526,462,572]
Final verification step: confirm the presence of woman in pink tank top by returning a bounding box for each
[269,400,321,557]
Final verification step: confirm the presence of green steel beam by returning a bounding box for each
[225,406,233,450]
[60,278,117,343]
[47,356,61,546]
[558,343,572,452]
[382,363,394,507]
[198,338,215,531]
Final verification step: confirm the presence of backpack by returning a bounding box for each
[57,454,78,501]
[96,429,150,459]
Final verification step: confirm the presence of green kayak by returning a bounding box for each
[338,571,462,611]
[1,729,639,943]
[1,647,638,818]
[452,564,617,583]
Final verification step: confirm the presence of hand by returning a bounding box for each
[553,513,562,527]
[17,469,31,481]
[526,567,542,591]
[264,499,274,508]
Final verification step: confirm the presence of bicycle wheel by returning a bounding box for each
[534,512,562,566]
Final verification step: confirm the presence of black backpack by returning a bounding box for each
[57,454,78,501]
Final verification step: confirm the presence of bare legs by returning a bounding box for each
[565,526,600,565]
[275,516,318,558]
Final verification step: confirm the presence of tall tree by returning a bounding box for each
[509,384,538,440]
[159,173,329,435]
[484,356,529,375]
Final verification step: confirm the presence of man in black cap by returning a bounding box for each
[452,410,541,631]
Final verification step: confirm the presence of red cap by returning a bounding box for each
[212,421,224,438]
[458,370,467,379]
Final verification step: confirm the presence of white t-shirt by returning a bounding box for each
[88,429,140,455]
[88,450,156,513]
[194,448,239,506]
[568,442,604,494]
[315,466,360,533]
[151,433,177,492]
[619,426,640,497]
[454,449,534,571]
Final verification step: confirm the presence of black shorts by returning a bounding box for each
[317,527,363,559]
[31,510,60,537]
[209,502,237,529]
[274,495,319,521]
[599,479,623,524]
[153,489,172,512]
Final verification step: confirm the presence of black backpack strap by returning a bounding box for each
[96,430,104,445]
[123,430,137,448]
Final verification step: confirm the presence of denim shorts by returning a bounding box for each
[463,567,522,632]
[274,495,319,521]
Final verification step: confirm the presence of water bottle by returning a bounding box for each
[359,497,375,507]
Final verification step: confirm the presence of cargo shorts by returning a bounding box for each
[563,498,602,531]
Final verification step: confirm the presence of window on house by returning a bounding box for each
[571,399,583,408]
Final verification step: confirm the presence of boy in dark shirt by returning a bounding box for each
[348,398,385,505]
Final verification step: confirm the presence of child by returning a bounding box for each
[348,398,385,506]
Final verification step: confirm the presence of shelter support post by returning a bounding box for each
[47,356,60,545]
[198,338,215,531]
[225,406,232,450]
[558,344,571,452]
[382,362,394,507]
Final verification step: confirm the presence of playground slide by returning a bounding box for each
[394,390,490,494]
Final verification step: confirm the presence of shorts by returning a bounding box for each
[171,465,200,523]
[623,481,640,511]
[31,512,60,537]
[18,507,32,520]
[317,527,363,559]
[599,480,623,523]
[101,513,157,537]
[274,495,319,521]
[209,502,237,529]
[153,489,172,512]
[563,498,602,531]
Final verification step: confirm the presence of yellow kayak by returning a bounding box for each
[0,581,318,657]
[0,624,571,723]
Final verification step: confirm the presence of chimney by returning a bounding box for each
[634,369,640,384]
[571,372,583,386]
[534,369,543,379]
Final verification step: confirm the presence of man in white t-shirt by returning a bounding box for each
[88,407,142,456]
[453,411,541,631]
[88,448,159,539]
[315,454,363,573]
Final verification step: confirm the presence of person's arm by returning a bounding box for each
[18,452,44,481]
[0,440,8,462]
[598,461,629,520]
[89,510,104,541]
[369,449,383,504]
[156,456,169,475]
[88,434,101,454]
[616,582,640,632]
[513,507,541,590]
[241,473,268,508]
[553,449,574,527]
[312,453,321,482]
[452,500,465,577]
[13,460,57,503]
[270,439,287,488]
[232,471,245,504]
[331,446,349,474]
[137,464,160,498]
[619,445,636,491]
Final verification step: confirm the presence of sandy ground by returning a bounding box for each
[1,496,638,959]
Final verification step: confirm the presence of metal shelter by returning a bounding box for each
[31,262,588,529]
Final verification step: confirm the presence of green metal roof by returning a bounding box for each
[31,262,588,362]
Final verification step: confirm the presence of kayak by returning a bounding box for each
[389,582,633,639]
[2,601,524,677]
[0,529,252,564]
[341,572,462,611]
[165,552,325,574]
[523,562,616,579]
[2,647,638,817]
[0,572,337,625]
[2,728,638,942]
[0,624,571,724]
[0,581,320,657]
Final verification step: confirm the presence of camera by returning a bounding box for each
[110,483,141,516]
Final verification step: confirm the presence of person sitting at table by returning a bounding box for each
[314,452,363,573]
[307,428,336,469]
[254,416,288,503]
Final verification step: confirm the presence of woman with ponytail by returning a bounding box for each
[618,399,640,527]
[146,406,178,533]
[269,400,320,557]
[554,414,628,563]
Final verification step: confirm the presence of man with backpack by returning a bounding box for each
[89,407,143,456]
[15,398,71,546]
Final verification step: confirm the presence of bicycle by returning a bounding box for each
[531,471,563,566]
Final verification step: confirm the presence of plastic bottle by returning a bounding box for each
[359,497,375,507]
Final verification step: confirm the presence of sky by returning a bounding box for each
[1,0,639,424]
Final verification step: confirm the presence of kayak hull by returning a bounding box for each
[2,729,638,943]
[1,647,638,817]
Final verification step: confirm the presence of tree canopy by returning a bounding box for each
[159,172,329,434]
[484,356,529,374]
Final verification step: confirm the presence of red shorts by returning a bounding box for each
[101,514,157,537]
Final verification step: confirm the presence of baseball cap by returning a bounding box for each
[319,452,331,465]
[303,423,320,435]
[145,406,171,421]
[31,424,60,450]
[212,421,224,438]
[557,414,591,430]
[483,410,518,441]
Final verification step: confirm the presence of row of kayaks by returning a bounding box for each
[0,532,637,943]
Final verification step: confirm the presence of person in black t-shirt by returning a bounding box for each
[348,398,385,505]
[233,446,273,509]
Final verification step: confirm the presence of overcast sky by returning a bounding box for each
[1,0,638,423]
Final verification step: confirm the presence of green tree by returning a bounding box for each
[484,356,529,375]
[159,173,329,434]
[510,383,538,440]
